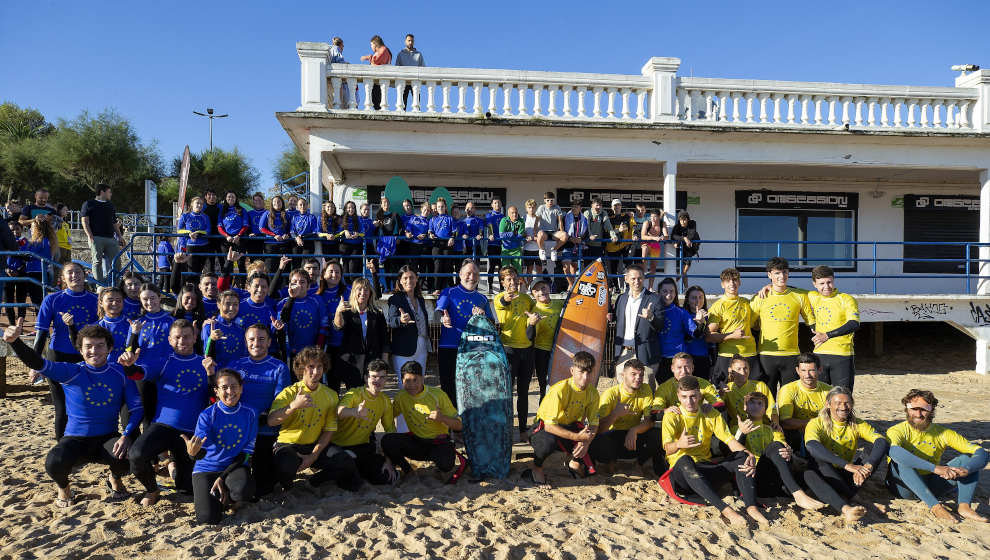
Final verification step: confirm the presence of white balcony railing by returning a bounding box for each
[295,42,990,133]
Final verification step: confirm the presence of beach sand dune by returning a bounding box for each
[1,357,988,559]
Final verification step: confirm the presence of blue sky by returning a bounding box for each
[2,0,987,191]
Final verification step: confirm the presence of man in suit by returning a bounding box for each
[610,264,664,388]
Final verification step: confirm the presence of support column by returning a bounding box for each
[297,42,329,111]
[308,143,325,212]
[663,160,678,275]
[976,168,990,373]
[641,57,682,122]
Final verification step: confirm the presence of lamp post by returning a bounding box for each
[192,108,229,151]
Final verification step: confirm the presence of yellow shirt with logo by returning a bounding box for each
[723,379,776,431]
[707,295,757,357]
[742,420,787,459]
[270,381,339,445]
[653,377,720,410]
[885,421,978,475]
[805,416,881,463]
[750,288,815,356]
[494,292,535,349]
[532,300,563,351]
[662,406,734,467]
[598,384,655,431]
[777,380,831,421]
[808,290,859,356]
[537,378,600,427]
[332,387,396,447]
[392,386,459,440]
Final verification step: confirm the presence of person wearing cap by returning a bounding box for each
[605,199,634,291]
[671,211,700,291]
[582,198,614,261]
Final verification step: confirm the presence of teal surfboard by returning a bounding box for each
[455,314,512,480]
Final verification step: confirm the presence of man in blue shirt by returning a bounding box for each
[435,260,495,408]
[5,320,142,508]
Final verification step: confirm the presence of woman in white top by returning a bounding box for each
[522,199,545,292]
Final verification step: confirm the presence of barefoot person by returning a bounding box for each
[777,353,831,452]
[185,368,257,525]
[885,389,989,523]
[526,351,599,486]
[333,360,399,485]
[382,361,463,482]
[589,359,662,478]
[803,386,889,524]
[736,392,825,511]
[267,346,362,491]
[4,320,142,508]
[661,376,762,526]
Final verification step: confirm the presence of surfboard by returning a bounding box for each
[547,258,610,387]
[455,313,512,480]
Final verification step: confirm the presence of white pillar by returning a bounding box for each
[956,69,990,132]
[977,168,990,374]
[297,42,329,111]
[663,160,678,275]
[308,143,325,211]
[641,57,681,122]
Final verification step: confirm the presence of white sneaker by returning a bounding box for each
[538,249,547,261]
[550,249,558,262]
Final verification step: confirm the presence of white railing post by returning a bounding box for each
[642,57,682,122]
[297,42,329,111]
[957,69,990,132]
[977,167,990,373]
[662,161,678,275]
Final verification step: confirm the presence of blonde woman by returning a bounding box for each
[332,277,389,395]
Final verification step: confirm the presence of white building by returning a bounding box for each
[278,43,990,370]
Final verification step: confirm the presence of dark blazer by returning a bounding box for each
[612,289,664,365]
[385,291,428,357]
[336,307,389,363]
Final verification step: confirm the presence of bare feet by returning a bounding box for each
[930,503,960,523]
[139,491,161,507]
[746,505,769,525]
[842,504,867,524]
[957,503,987,523]
[793,490,826,510]
[721,506,749,527]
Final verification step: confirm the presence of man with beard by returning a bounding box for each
[885,389,988,523]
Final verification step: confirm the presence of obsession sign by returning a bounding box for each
[736,190,858,210]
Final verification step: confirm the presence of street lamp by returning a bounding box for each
[192,108,229,151]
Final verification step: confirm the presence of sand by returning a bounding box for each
[1,342,989,559]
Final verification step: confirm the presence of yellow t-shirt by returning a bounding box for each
[777,380,831,421]
[805,416,881,463]
[332,387,396,447]
[494,292,534,349]
[750,288,815,356]
[707,295,757,357]
[653,377,720,410]
[808,291,859,356]
[662,406,734,467]
[392,386,459,439]
[598,383,655,431]
[605,215,636,253]
[537,378,600,427]
[532,300,563,351]
[723,379,776,431]
[742,421,787,459]
[57,222,72,250]
[885,421,978,475]
[270,381,339,445]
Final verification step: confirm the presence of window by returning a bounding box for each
[902,194,978,274]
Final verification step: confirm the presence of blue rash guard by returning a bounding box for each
[99,315,130,364]
[435,285,494,349]
[658,303,702,358]
[429,215,455,240]
[276,294,329,355]
[133,311,175,371]
[237,296,276,330]
[38,360,143,437]
[36,289,98,355]
[156,240,174,269]
[24,238,51,272]
[219,207,248,237]
[340,215,363,245]
[290,212,319,238]
[318,284,350,349]
[485,211,505,239]
[461,215,484,253]
[248,209,266,236]
[192,401,258,473]
[202,297,218,318]
[145,352,210,433]
[202,316,247,368]
[404,215,429,246]
[122,298,142,320]
[177,212,212,247]
[228,355,292,437]
[260,210,289,243]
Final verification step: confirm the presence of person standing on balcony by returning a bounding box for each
[360,35,392,110]
[82,184,124,284]
[395,34,425,111]
[329,36,351,107]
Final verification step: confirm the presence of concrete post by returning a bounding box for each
[977,168,990,373]
[956,69,990,132]
[663,160,678,275]
[297,42,330,112]
[641,57,682,122]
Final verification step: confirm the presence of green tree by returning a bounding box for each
[273,145,308,185]
[161,148,260,207]
[0,102,54,142]
[0,102,56,202]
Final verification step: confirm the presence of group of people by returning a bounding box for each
[328,33,426,110]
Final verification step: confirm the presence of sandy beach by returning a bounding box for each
[1,325,988,560]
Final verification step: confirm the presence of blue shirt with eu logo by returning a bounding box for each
[192,401,258,473]
[201,315,247,368]
[39,360,143,438]
[145,352,210,433]
[276,294,329,355]
[435,285,494,349]
[228,355,292,437]
[36,289,98,355]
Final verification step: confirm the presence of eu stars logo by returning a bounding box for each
[218,422,244,450]
[768,302,794,322]
[84,381,114,407]
[294,308,314,330]
[174,367,204,394]
[814,305,833,327]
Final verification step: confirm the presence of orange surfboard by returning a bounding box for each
[548,259,610,387]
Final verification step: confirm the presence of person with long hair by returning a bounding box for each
[385,266,429,382]
[319,200,341,265]
[259,195,292,274]
[640,212,667,291]
[118,271,144,320]
[54,203,72,267]
[4,219,28,323]
[94,287,129,364]
[171,282,206,332]
[682,285,713,381]
[23,218,57,309]
[358,202,382,294]
[217,191,249,283]
[290,197,320,268]
[374,196,402,286]
[657,278,706,385]
[316,260,350,372]
[331,277,388,395]
[339,201,363,280]
[177,197,212,275]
